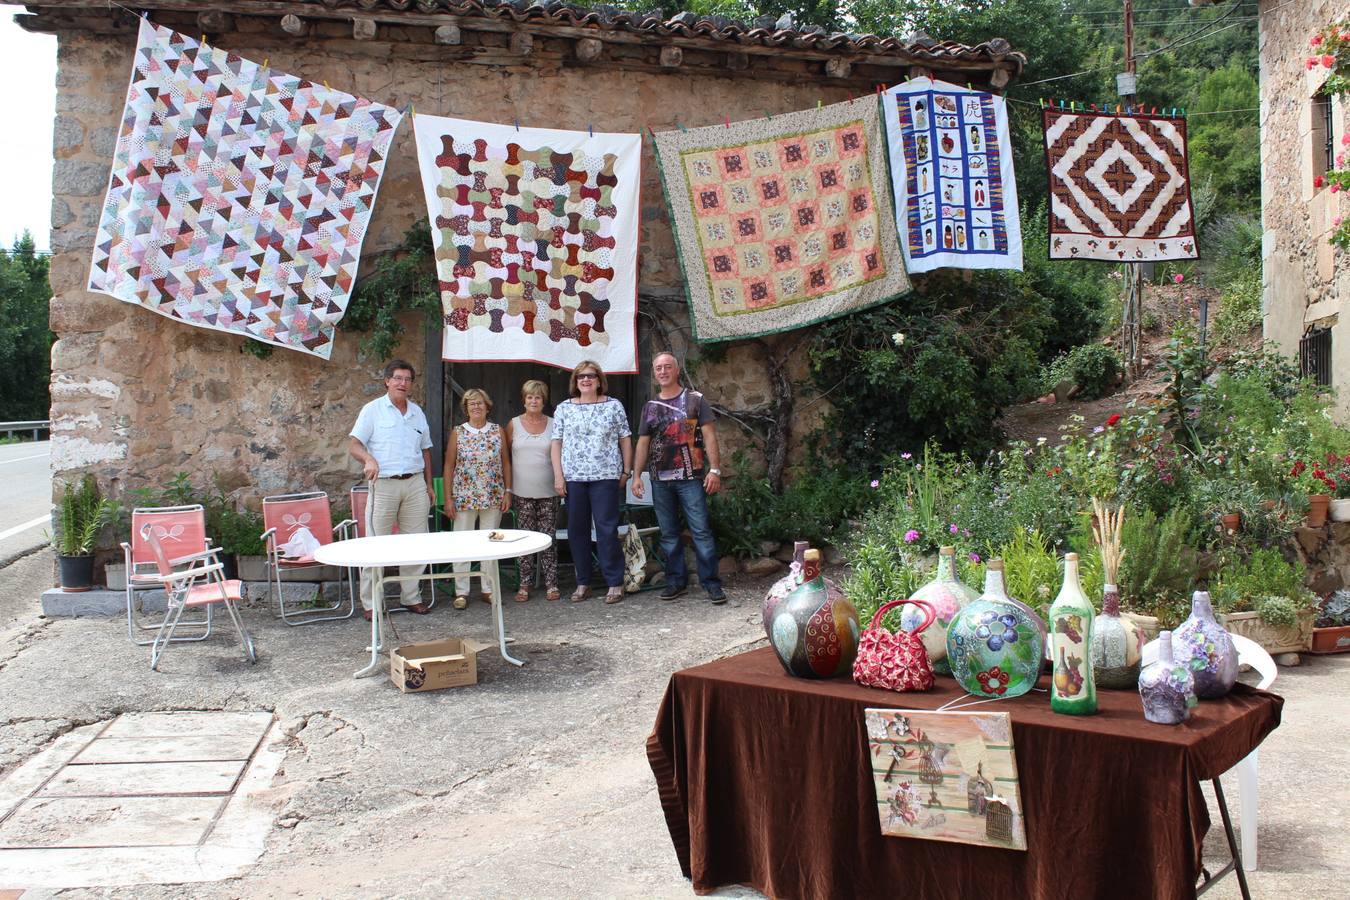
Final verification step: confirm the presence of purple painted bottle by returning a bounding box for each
[1138,631,1197,725]
[1173,591,1239,699]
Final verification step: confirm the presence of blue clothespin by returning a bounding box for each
[588,123,594,137]
[514,118,520,132]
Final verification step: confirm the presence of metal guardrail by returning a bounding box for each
[0,420,50,441]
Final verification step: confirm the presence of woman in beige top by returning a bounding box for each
[504,379,559,602]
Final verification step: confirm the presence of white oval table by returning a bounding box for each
[314,529,553,678]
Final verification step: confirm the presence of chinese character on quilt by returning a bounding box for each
[654,100,909,342]
[1042,108,1199,262]
[882,77,1022,273]
[89,19,403,359]
[414,115,641,373]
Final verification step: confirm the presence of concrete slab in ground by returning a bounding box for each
[0,700,282,889]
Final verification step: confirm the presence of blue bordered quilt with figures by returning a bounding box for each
[882,77,1022,274]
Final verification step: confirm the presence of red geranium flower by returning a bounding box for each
[1316,175,1327,189]
[1309,58,1320,70]
[976,667,1009,696]
[1324,54,1337,68]
[1105,414,1122,428]
[1312,34,1325,47]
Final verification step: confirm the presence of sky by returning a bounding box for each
[0,5,56,253]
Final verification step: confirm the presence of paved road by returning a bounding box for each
[0,440,51,562]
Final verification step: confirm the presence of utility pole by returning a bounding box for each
[1118,0,1144,379]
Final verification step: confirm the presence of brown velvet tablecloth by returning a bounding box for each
[646,647,1283,900]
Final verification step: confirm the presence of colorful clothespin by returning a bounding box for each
[725,115,730,129]
[677,122,687,133]
[816,99,822,110]
[514,118,520,132]
[262,58,269,69]
[588,123,594,137]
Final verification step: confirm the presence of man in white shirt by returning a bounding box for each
[349,359,435,620]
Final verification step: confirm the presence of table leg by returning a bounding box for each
[354,569,386,679]
[1195,776,1252,900]
[487,559,524,667]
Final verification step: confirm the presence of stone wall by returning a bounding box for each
[43,15,893,514]
[1260,0,1350,414]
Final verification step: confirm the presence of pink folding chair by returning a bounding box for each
[140,524,256,671]
[349,484,437,610]
[261,491,357,625]
[119,505,217,646]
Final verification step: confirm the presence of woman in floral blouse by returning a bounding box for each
[550,360,633,604]
[444,388,511,610]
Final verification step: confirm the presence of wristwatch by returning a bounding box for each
[708,468,722,476]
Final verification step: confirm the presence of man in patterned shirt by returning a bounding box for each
[631,352,726,604]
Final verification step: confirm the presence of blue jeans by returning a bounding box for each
[566,479,625,588]
[650,477,722,592]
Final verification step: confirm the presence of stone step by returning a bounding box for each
[40,581,352,617]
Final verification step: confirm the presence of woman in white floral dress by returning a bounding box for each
[550,361,633,604]
[443,388,511,609]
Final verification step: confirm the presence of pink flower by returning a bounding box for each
[1343,134,1350,146]
[1338,153,1346,167]
[870,479,880,488]
[1172,273,1184,284]
[949,524,959,534]
[1312,34,1325,47]
[901,452,912,460]
[904,530,920,543]
[1324,54,1337,68]
[969,552,982,563]
[1334,183,1342,194]
[1309,58,1320,70]
[1335,216,1344,228]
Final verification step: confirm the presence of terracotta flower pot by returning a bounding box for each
[1220,512,1241,534]
[1307,493,1332,528]
[1310,625,1350,653]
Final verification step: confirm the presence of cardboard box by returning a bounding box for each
[390,638,486,693]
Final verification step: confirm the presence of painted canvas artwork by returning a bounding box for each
[864,708,1027,851]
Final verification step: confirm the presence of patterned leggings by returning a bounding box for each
[514,495,559,589]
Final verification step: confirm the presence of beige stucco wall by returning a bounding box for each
[43,16,880,507]
[1260,0,1350,414]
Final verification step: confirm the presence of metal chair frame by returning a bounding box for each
[261,491,357,626]
[140,523,256,671]
[119,504,216,646]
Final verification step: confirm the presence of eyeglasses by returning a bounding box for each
[388,376,414,384]
[576,373,599,381]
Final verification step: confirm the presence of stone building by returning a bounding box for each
[20,0,1022,516]
[1259,0,1350,411]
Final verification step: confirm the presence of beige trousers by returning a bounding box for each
[361,476,431,610]
[452,507,502,595]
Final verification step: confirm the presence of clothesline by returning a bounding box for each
[1005,96,1259,117]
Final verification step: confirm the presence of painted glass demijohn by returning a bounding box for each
[764,548,859,678]
[1138,630,1197,725]
[945,560,1046,698]
[1090,583,1145,688]
[901,546,979,675]
[1174,590,1239,699]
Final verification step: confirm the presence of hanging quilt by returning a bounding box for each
[654,100,909,343]
[1042,108,1199,262]
[414,115,641,373]
[881,77,1022,273]
[89,19,402,358]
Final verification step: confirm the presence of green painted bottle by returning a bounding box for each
[1050,553,1098,715]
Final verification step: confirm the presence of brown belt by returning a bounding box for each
[383,472,419,480]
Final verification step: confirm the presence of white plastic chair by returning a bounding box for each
[1141,633,1275,871]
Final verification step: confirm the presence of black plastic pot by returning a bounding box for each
[58,554,95,592]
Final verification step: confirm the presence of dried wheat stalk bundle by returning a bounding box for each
[1091,497,1126,585]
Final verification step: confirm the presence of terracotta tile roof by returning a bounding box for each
[293,0,1025,74]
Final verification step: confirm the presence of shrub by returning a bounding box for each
[1212,548,1310,619]
[1211,267,1262,347]
[1039,344,1122,401]
[1118,507,1198,627]
[1205,213,1262,287]
[54,475,118,557]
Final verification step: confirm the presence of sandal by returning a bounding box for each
[604,586,625,605]
[514,587,530,603]
[453,595,468,610]
[570,586,591,603]
[546,587,561,602]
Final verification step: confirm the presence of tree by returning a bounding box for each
[0,233,53,422]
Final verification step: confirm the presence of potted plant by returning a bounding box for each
[207,501,266,581]
[52,475,118,592]
[1212,548,1317,654]
[1289,459,1334,527]
[1321,454,1350,522]
[1312,590,1350,653]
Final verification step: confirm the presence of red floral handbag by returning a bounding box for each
[852,598,936,692]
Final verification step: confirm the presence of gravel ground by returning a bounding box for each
[0,548,1344,898]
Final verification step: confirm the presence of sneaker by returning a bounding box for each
[659,583,688,602]
[706,587,727,605]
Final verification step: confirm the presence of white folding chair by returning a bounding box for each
[140,524,256,672]
[1142,633,1276,871]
